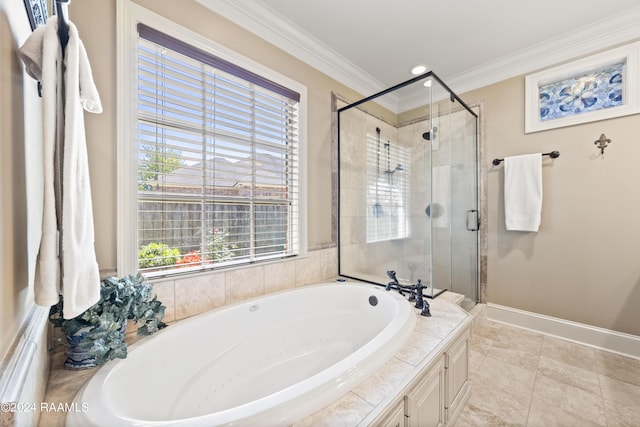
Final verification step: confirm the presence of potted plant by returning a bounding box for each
[49,274,168,369]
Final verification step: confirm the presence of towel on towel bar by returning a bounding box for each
[504,153,542,232]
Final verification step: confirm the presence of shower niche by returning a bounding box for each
[337,72,479,308]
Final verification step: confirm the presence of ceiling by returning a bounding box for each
[199,0,640,111]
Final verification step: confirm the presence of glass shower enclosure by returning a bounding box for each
[337,72,479,309]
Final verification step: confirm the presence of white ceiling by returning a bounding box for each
[199,0,640,110]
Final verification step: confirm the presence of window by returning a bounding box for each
[366,132,410,242]
[127,22,303,276]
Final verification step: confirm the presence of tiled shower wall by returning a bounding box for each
[148,247,338,323]
[339,103,411,280]
[339,101,434,285]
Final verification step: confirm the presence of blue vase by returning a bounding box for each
[64,327,97,370]
[64,322,128,370]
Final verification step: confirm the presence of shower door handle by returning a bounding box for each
[466,210,479,231]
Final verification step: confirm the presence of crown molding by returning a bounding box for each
[196,0,398,111]
[198,0,640,114]
[446,5,640,97]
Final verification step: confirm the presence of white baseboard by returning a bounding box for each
[0,305,50,427]
[487,303,640,360]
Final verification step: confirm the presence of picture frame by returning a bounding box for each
[524,41,640,133]
[23,0,49,31]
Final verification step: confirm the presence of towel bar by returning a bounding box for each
[492,151,559,166]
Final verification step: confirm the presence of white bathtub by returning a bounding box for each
[67,282,416,427]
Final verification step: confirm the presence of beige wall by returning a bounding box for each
[71,0,362,272]
[461,75,640,336]
[0,5,32,360]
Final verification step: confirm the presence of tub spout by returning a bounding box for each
[386,270,399,287]
[386,270,407,296]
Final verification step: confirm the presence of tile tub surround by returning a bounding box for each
[148,246,338,323]
[38,287,470,427]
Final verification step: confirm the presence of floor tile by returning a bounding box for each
[540,335,596,372]
[594,349,640,386]
[536,355,601,395]
[603,396,640,426]
[494,326,544,355]
[468,334,493,374]
[455,320,640,427]
[456,401,523,426]
[469,333,494,355]
[530,374,606,425]
[474,321,504,341]
[467,354,536,425]
[598,373,640,407]
[527,395,605,427]
[485,326,543,372]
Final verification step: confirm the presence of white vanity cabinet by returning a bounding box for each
[405,358,445,427]
[377,401,405,427]
[444,330,470,423]
[371,326,470,427]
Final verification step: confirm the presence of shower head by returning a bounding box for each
[385,164,403,174]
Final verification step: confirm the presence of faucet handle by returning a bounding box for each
[420,303,431,317]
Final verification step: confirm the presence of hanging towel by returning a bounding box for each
[18,16,102,319]
[504,153,542,232]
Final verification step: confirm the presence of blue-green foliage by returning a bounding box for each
[49,274,168,365]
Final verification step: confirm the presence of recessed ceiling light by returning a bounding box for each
[411,65,427,75]
[424,79,432,87]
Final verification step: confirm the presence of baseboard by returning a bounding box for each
[0,305,50,427]
[487,303,640,360]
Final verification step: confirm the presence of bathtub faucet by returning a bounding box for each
[385,271,431,317]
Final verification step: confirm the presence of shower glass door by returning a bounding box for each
[337,72,478,306]
[429,79,478,306]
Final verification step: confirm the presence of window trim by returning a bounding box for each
[116,0,307,277]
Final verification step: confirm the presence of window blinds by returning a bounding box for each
[365,134,410,242]
[136,24,300,275]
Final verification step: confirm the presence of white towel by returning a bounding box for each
[504,153,542,232]
[18,16,102,319]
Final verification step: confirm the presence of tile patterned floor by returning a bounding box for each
[455,320,640,426]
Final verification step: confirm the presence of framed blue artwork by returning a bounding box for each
[525,41,640,133]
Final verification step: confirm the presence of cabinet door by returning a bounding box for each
[445,331,470,423]
[376,401,405,427]
[405,358,445,427]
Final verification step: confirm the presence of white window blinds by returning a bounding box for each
[136,24,300,275]
[366,132,410,242]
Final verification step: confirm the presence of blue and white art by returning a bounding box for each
[538,62,624,121]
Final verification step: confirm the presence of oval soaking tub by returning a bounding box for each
[67,282,415,427]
